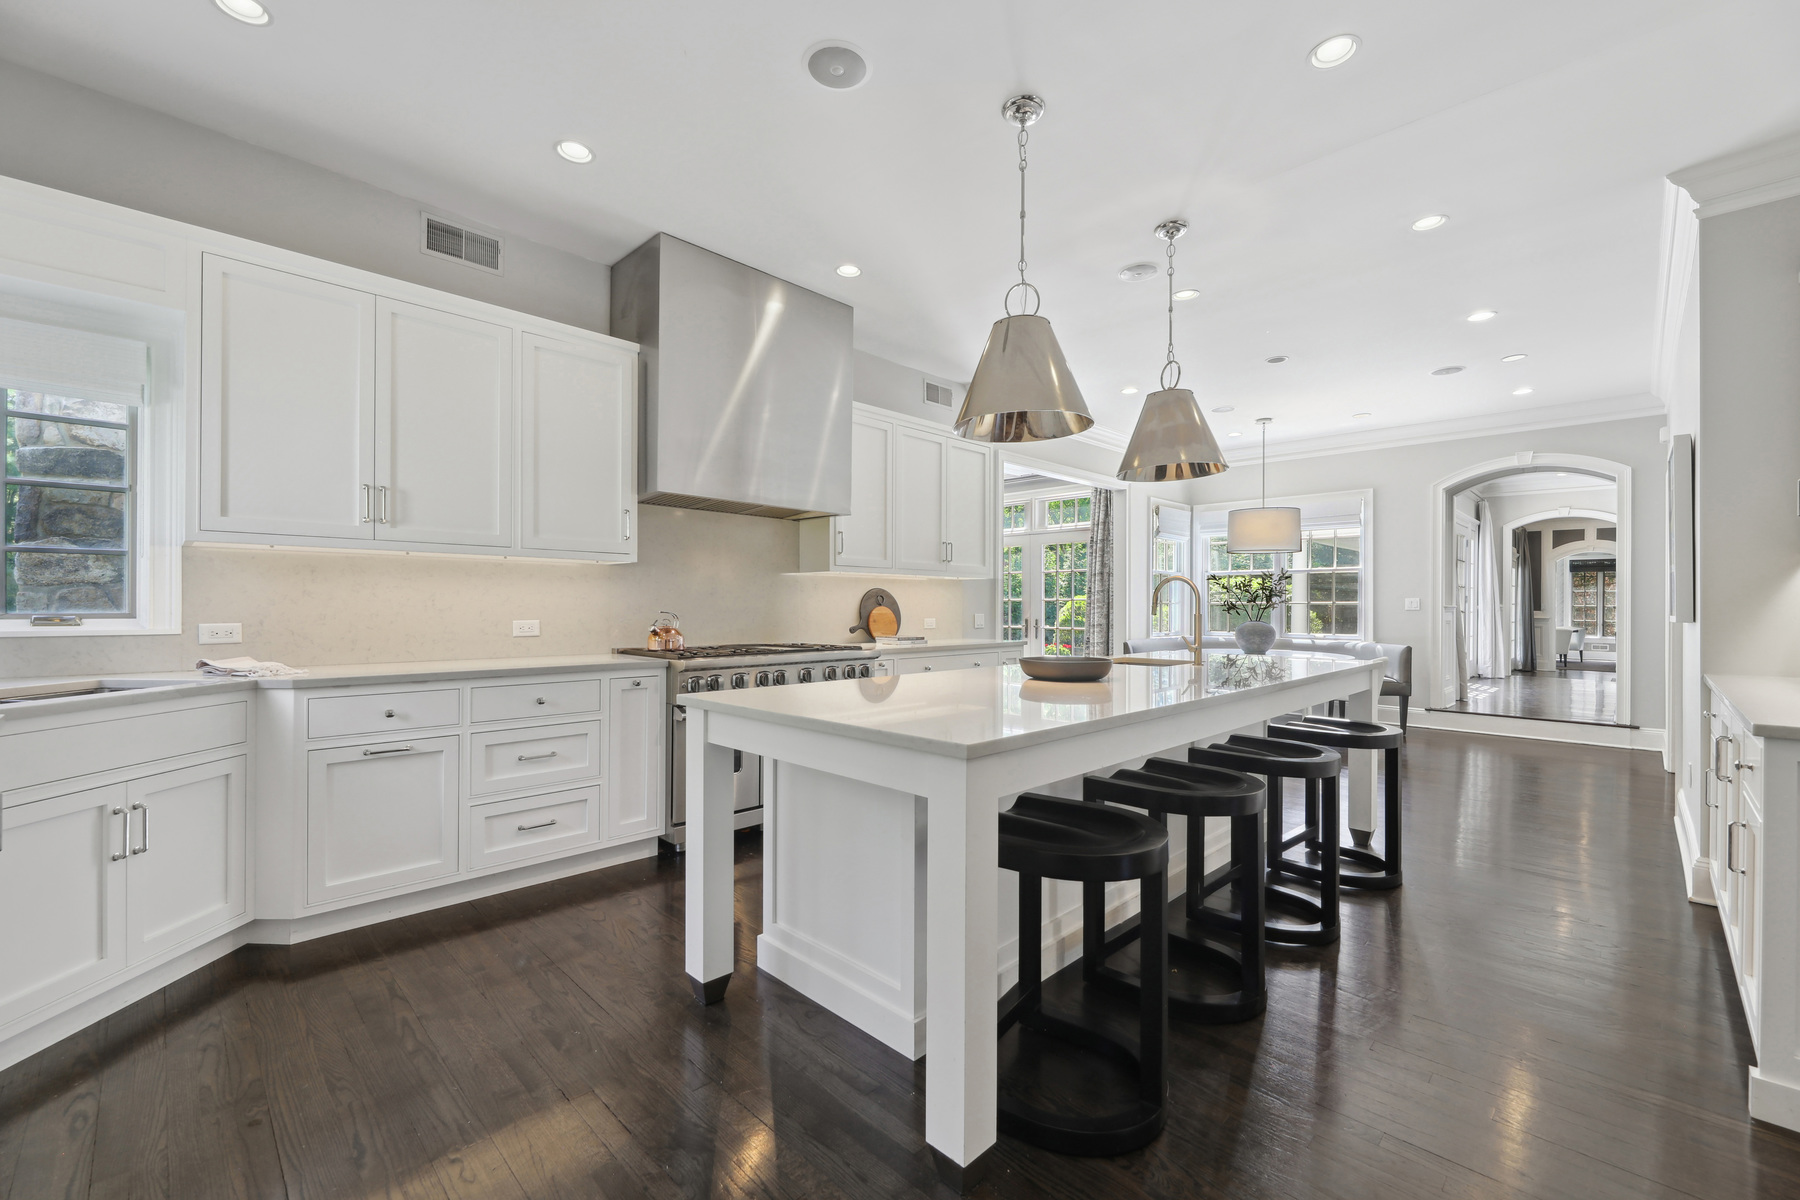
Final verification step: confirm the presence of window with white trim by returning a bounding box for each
[1001,486,1093,656]
[1186,495,1369,640]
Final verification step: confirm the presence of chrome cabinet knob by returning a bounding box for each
[384,709,396,718]
[536,697,547,705]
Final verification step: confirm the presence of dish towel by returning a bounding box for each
[196,657,308,678]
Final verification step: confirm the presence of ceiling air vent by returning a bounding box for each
[421,214,503,275]
[924,381,953,408]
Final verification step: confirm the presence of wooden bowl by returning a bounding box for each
[1018,656,1113,683]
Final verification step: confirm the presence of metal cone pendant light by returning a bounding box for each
[1227,417,1301,552]
[955,95,1095,443]
[1117,219,1229,482]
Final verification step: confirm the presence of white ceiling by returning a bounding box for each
[4,1,1799,448]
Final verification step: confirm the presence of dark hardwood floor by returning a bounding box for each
[3,728,1797,1198]
[1440,669,1620,725]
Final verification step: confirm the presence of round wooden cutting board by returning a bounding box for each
[867,606,899,638]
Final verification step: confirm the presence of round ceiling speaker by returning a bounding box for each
[806,43,869,89]
[1118,262,1158,282]
[1431,365,1465,376]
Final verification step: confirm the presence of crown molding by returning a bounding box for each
[1190,392,1667,468]
[1669,130,1800,218]
[1072,423,1129,452]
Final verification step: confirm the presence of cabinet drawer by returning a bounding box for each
[470,678,602,724]
[306,689,460,740]
[897,653,992,675]
[468,785,601,870]
[469,720,602,796]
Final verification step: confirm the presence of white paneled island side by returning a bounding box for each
[679,651,1384,1181]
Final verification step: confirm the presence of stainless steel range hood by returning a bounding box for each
[611,234,853,520]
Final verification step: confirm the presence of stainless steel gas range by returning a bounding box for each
[612,643,886,849]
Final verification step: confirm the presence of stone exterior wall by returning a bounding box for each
[7,394,128,613]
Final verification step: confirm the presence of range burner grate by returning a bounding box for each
[616,642,865,661]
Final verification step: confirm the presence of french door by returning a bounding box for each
[1002,533,1090,656]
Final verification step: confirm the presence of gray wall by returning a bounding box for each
[1177,416,1669,728]
[1697,194,1800,677]
[0,61,610,331]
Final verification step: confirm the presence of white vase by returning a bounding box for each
[1234,620,1278,655]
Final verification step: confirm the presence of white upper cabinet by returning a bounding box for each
[943,438,993,576]
[200,255,376,540]
[520,334,635,557]
[894,427,949,573]
[375,300,513,547]
[797,406,995,579]
[196,253,636,561]
[834,414,893,569]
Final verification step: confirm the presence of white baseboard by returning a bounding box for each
[1750,1067,1800,1133]
[1673,799,1717,906]
[1395,703,1665,753]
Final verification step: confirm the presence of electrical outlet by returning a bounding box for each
[198,623,242,645]
[1404,598,1421,611]
[512,619,541,637]
[973,613,986,629]
[923,617,937,630]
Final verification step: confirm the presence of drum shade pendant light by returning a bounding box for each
[1117,220,1229,481]
[1227,418,1301,552]
[955,96,1094,443]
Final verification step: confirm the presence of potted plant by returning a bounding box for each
[1208,569,1291,655]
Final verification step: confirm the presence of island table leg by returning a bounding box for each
[1345,679,1380,841]
[924,766,1000,1191]
[684,706,737,1004]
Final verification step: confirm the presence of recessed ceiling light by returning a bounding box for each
[1265,356,1288,364]
[1411,213,1448,232]
[1557,472,1569,477]
[555,140,594,164]
[1309,34,1359,68]
[1513,387,1533,395]
[1501,353,1528,362]
[1173,289,1200,301]
[1212,405,1234,413]
[1118,262,1158,282]
[1352,412,1373,419]
[1121,386,1139,395]
[214,0,270,24]
[1432,366,1464,376]
[805,43,869,90]
[835,263,861,278]
[1467,310,1498,322]
[1228,431,1243,437]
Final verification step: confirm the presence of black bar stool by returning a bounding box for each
[1187,737,1343,946]
[998,793,1169,1155]
[1268,715,1404,890]
[1081,762,1267,1023]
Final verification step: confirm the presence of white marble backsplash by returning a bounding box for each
[0,506,988,678]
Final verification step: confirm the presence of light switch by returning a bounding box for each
[973,613,986,629]
[198,623,242,644]
[1404,598,1421,611]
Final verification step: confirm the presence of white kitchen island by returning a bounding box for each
[679,650,1385,1187]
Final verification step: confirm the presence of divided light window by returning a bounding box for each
[1001,488,1094,656]
[1198,523,1363,638]
[3,388,136,618]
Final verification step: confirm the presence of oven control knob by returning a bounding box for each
[706,675,723,691]
[755,671,771,687]
[732,673,749,689]
[798,667,815,683]
[823,665,839,680]
[684,677,705,694]
[772,670,788,685]
[857,663,872,678]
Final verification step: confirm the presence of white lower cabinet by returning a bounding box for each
[306,735,460,904]
[468,785,602,870]
[894,649,1015,675]
[0,785,130,1029]
[469,720,602,797]
[0,754,247,1030]
[607,675,664,841]
[124,757,248,963]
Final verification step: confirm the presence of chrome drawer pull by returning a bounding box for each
[112,807,130,862]
[363,745,414,756]
[130,802,150,855]
[517,750,560,762]
[517,818,559,832]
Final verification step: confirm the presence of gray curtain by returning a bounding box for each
[1085,489,1116,657]
[1515,528,1539,672]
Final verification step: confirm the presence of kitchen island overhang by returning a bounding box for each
[679,652,1385,1182]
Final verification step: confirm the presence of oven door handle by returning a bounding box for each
[672,707,687,724]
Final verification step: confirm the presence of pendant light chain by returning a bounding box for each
[1161,234,1181,391]
[1004,114,1040,316]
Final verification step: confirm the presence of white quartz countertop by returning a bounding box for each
[0,654,657,715]
[679,651,1381,759]
[1705,674,1800,739]
[867,638,1017,656]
